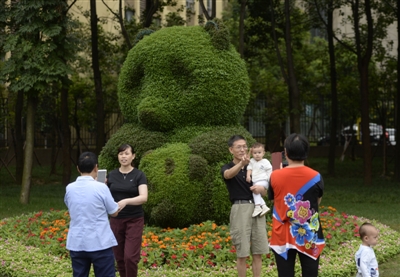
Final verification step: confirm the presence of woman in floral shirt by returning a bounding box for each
[268,133,325,277]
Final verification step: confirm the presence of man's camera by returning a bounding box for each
[282,151,288,168]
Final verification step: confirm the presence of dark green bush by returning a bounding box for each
[140,143,205,228]
[209,162,232,225]
[189,125,256,165]
[204,19,230,51]
[98,123,167,171]
[168,126,213,143]
[188,154,209,181]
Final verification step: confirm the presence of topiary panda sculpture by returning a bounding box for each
[99,20,255,228]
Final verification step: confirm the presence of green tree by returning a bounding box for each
[337,0,394,184]
[224,0,316,149]
[0,0,75,202]
[306,0,341,176]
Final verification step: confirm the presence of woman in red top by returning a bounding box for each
[268,133,325,277]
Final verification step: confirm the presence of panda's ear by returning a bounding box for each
[204,19,230,50]
[133,28,155,47]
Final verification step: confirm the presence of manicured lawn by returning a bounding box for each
[309,156,400,276]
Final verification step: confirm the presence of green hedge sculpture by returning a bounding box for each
[99,19,254,228]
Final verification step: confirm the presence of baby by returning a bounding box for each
[246,143,272,217]
[355,222,379,277]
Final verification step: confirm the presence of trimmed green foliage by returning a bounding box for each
[204,19,231,51]
[98,123,167,170]
[140,143,205,228]
[118,24,249,131]
[189,125,256,165]
[169,126,214,143]
[103,22,252,228]
[138,126,255,227]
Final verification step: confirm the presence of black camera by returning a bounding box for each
[282,151,288,168]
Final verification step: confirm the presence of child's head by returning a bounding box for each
[250,142,265,161]
[359,222,379,247]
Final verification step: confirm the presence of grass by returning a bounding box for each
[0,166,77,218]
[308,156,400,276]
[1,157,400,276]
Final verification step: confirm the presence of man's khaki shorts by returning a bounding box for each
[229,202,269,258]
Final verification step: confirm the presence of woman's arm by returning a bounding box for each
[118,185,148,209]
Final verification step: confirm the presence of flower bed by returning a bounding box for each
[0,206,399,277]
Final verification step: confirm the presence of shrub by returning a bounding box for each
[98,123,167,170]
[189,125,256,165]
[118,25,250,131]
[168,126,214,143]
[140,143,205,228]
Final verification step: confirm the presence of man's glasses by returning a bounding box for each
[233,145,248,151]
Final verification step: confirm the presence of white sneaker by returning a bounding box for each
[259,205,270,217]
[252,205,262,217]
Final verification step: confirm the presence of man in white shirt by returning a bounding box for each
[65,152,120,277]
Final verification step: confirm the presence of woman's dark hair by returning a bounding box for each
[78,152,97,173]
[284,133,309,161]
[117,144,135,154]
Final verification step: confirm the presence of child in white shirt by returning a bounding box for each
[246,143,272,217]
[355,222,379,277]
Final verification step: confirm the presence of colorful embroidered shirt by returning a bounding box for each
[268,166,325,260]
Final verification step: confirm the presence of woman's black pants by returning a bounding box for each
[272,249,320,277]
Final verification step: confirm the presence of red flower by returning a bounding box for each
[266,254,271,259]
[141,250,147,256]
[213,244,221,249]
[171,254,177,259]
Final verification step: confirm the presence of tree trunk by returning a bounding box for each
[143,0,160,27]
[19,94,37,204]
[394,3,400,181]
[90,0,105,155]
[238,0,247,58]
[211,0,216,19]
[14,90,24,185]
[270,0,288,84]
[61,86,71,186]
[353,0,373,185]
[327,3,338,176]
[101,0,132,49]
[359,66,372,185]
[284,0,300,133]
[49,96,57,176]
[118,0,132,49]
[199,0,211,20]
